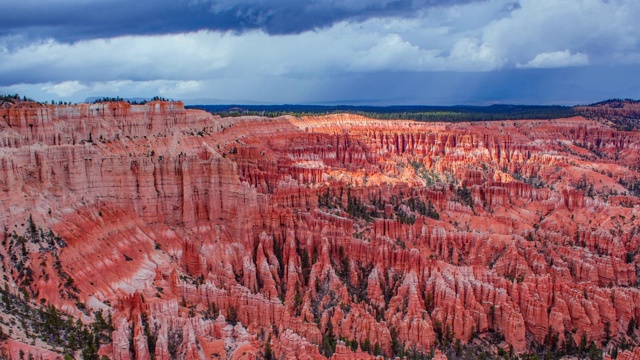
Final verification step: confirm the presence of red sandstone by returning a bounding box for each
[0,100,638,359]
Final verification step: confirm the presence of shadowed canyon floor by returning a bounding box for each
[1,100,640,359]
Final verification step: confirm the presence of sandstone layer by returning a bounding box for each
[0,100,639,359]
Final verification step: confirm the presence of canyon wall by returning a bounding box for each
[0,100,639,359]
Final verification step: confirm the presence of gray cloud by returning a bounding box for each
[1,0,484,42]
[1,0,639,105]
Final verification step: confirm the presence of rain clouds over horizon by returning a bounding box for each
[1,0,640,105]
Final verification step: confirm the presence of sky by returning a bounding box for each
[1,0,640,105]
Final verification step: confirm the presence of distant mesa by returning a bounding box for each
[576,99,640,131]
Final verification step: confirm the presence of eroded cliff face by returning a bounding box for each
[1,100,640,359]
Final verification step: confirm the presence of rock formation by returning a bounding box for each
[0,99,639,359]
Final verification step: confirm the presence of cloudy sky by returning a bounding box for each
[1,0,640,105]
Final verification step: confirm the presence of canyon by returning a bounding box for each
[0,99,639,359]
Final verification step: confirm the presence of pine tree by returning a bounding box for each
[588,341,601,360]
[227,307,238,325]
[373,342,382,356]
[264,335,273,360]
[27,214,36,237]
[362,338,371,353]
[82,332,99,360]
[579,332,588,355]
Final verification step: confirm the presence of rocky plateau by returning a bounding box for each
[0,99,640,359]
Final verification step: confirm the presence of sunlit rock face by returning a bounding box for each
[1,99,640,359]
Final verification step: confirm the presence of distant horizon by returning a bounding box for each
[185,102,581,108]
[4,93,638,108]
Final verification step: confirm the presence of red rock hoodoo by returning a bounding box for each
[0,99,639,359]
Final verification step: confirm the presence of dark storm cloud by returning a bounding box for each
[286,65,640,106]
[0,0,484,42]
[1,0,638,104]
